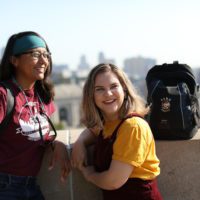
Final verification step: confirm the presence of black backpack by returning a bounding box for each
[145,61,200,140]
[0,82,15,132]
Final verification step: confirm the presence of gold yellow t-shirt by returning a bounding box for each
[102,117,160,180]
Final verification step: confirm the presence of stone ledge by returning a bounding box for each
[38,129,200,200]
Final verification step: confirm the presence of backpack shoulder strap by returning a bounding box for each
[0,82,15,131]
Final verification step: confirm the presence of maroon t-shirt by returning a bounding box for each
[0,80,55,176]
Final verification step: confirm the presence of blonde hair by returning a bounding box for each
[81,63,149,129]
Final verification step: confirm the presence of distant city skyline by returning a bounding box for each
[1,0,200,69]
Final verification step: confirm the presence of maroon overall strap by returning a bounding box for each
[94,113,143,172]
[109,113,143,142]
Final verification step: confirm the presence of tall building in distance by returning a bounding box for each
[78,55,90,70]
[123,56,156,79]
[98,52,115,65]
[123,56,156,98]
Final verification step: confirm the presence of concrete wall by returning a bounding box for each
[156,138,200,200]
[38,129,200,200]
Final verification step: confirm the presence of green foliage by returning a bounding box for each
[53,121,66,130]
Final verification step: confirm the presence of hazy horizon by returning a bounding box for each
[1,0,200,69]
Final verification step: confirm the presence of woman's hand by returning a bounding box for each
[71,140,88,169]
[78,160,134,190]
[79,165,95,182]
[71,128,96,169]
[48,140,71,182]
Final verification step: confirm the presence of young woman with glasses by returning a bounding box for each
[0,31,71,200]
[71,63,163,200]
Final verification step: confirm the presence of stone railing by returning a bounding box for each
[38,129,200,200]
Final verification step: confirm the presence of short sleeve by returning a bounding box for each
[0,86,7,123]
[112,117,153,167]
[45,101,56,116]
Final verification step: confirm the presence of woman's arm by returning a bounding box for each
[71,128,97,168]
[48,140,71,182]
[80,159,134,190]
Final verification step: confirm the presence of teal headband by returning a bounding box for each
[12,35,47,55]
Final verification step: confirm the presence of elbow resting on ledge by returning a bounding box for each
[88,168,130,191]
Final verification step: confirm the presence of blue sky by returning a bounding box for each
[1,0,200,69]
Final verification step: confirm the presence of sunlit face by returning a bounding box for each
[94,71,125,121]
[12,47,49,87]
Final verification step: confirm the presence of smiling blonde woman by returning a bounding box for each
[72,63,163,200]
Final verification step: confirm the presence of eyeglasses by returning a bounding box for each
[20,51,51,60]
